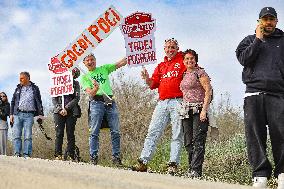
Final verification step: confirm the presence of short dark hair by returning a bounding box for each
[20,71,30,80]
[183,49,198,63]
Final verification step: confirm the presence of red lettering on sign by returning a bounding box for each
[88,25,102,43]
[61,54,72,68]
[72,44,84,56]
[128,39,153,52]
[105,10,116,26]
[97,18,110,33]
[82,34,94,47]
[110,7,121,21]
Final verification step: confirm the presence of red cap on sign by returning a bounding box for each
[123,12,155,38]
[125,12,153,25]
[48,56,68,74]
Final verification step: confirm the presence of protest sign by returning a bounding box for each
[57,5,123,71]
[120,12,156,67]
[48,56,74,97]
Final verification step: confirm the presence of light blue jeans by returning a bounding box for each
[140,98,183,164]
[89,100,121,158]
[13,112,34,157]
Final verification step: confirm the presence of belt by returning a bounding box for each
[18,110,35,114]
[91,95,113,102]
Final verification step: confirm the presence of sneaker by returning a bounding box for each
[112,156,123,167]
[253,177,267,188]
[54,155,63,160]
[278,173,284,189]
[186,170,201,179]
[90,156,98,165]
[14,153,21,157]
[167,162,178,175]
[132,159,147,172]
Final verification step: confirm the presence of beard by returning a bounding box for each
[263,26,276,35]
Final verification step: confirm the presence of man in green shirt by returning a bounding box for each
[81,53,127,166]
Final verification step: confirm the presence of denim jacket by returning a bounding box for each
[10,82,44,117]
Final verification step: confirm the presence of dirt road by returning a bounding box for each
[0,155,253,189]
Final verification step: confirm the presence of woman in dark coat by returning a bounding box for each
[0,92,10,155]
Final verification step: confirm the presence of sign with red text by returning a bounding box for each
[48,56,74,97]
[57,5,123,70]
[120,12,156,67]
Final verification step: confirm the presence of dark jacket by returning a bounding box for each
[52,80,81,117]
[236,28,284,94]
[10,82,44,116]
[0,101,10,121]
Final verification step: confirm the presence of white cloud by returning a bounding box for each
[9,8,31,26]
[0,0,284,107]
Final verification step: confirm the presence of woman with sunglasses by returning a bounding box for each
[0,92,10,155]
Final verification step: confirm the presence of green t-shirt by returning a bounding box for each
[81,64,116,96]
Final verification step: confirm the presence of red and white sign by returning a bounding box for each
[48,56,74,97]
[57,5,123,70]
[120,12,156,67]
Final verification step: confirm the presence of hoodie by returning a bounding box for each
[150,52,186,100]
[236,28,284,94]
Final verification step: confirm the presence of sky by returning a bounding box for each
[1,0,284,108]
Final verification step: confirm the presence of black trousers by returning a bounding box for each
[182,109,208,175]
[54,113,77,158]
[244,94,284,178]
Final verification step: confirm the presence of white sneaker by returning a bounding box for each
[278,173,284,189]
[253,177,267,188]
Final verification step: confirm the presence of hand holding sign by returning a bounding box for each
[141,65,152,86]
[141,66,149,80]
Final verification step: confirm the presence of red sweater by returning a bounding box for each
[150,52,186,100]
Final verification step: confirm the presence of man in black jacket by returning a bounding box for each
[10,72,44,158]
[236,7,284,189]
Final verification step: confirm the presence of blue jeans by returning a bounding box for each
[13,112,34,157]
[140,98,183,164]
[89,100,121,158]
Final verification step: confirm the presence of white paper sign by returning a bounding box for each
[48,57,74,97]
[57,5,123,70]
[120,12,157,67]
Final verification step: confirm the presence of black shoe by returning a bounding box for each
[112,156,123,167]
[90,156,98,165]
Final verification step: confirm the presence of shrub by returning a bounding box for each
[5,70,277,188]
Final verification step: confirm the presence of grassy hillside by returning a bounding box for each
[6,70,277,188]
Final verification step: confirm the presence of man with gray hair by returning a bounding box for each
[10,71,44,158]
[132,38,186,174]
[81,54,127,166]
[236,7,284,189]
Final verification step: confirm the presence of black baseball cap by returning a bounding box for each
[259,7,277,18]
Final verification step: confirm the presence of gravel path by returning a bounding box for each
[0,155,253,189]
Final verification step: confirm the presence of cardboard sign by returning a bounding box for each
[57,5,123,70]
[48,57,74,97]
[120,12,157,67]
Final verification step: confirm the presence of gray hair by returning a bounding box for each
[164,38,179,47]
[83,53,96,62]
[20,71,30,80]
